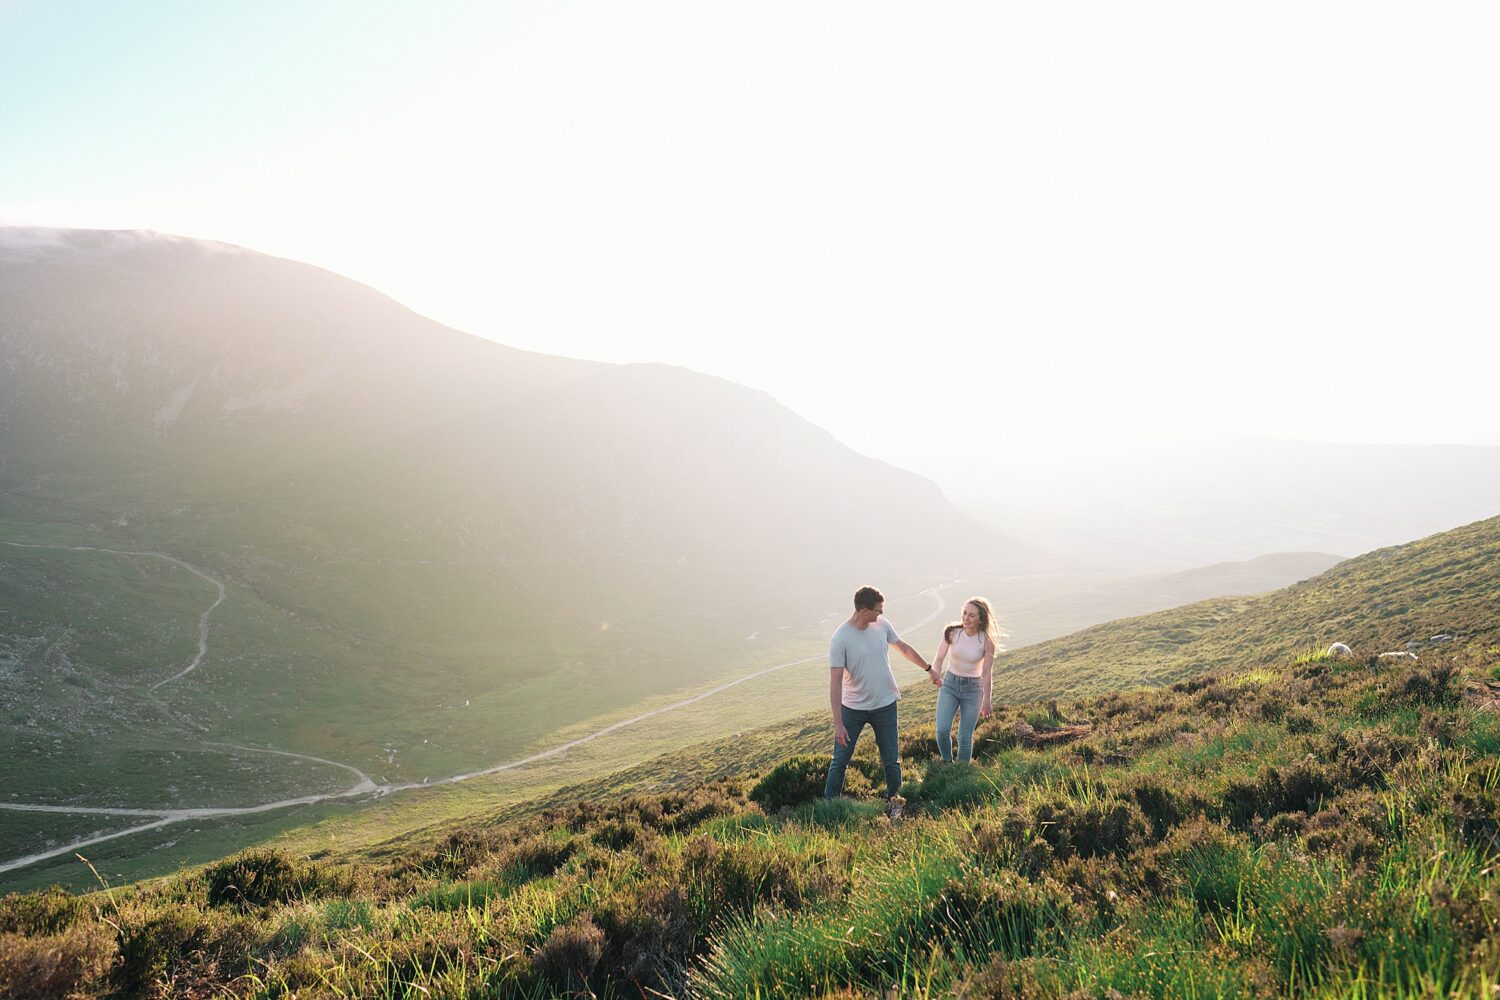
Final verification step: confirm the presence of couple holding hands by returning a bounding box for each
[824,585,1000,817]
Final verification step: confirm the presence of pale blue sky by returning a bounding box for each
[4,2,1498,493]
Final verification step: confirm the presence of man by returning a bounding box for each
[824,585,942,817]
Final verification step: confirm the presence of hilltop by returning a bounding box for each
[2,516,1497,997]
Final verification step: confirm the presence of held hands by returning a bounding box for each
[928,665,943,687]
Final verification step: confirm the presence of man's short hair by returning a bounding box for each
[853,586,884,611]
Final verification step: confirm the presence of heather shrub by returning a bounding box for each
[0,922,115,998]
[1193,681,1238,712]
[927,867,1060,958]
[206,849,314,909]
[648,784,748,832]
[1091,692,1132,719]
[680,835,839,920]
[966,815,1055,877]
[0,886,91,936]
[954,954,1053,1000]
[900,729,936,762]
[492,832,577,886]
[1318,726,1416,787]
[398,825,508,879]
[1284,709,1317,733]
[535,912,605,992]
[1119,772,1198,840]
[1172,676,1216,695]
[1140,817,1253,913]
[1301,796,1386,866]
[1028,796,1149,860]
[1419,707,1465,747]
[570,785,747,838]
[841,764,879,797]
[114,903,207,991]
[1386,660,1464,709]
[563,842,620,878]
[1221,760,1335,828]
[1255,691,1289,722]
[590,816,650,851]
[971,717,1022,758]
[593,880,695,989]
[750,755,825,812]
[1447,782,1500,855]
[1044,855,1122,927]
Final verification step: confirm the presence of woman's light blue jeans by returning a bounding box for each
[935,673,984,763]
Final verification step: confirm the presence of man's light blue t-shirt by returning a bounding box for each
[829,618,902,711]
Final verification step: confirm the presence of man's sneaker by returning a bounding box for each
[885,795,905,820]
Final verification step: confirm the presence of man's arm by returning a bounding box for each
[830,669,849,746]
[893,639,941,685]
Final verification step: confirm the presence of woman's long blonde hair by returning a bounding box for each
[943,596,1006,650]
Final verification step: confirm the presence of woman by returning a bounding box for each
[932,597,1001,763]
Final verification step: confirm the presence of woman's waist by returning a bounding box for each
[943,665,984,680]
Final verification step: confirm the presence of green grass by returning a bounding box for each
[5,634,1499,998]
[0,510,889,891]
[4,515,1500,994]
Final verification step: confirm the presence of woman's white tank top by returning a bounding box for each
[948,629,986,677]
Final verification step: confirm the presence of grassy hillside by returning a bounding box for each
[0,543,1337,894]
[2,517,1497,997]
[974,551,1343,650]
[4,638,1496,997]
[984,514,1500,705]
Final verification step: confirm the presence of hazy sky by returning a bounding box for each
[3,1,1497,493]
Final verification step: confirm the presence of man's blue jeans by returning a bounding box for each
[935,673,984,763]
[824,700,901,799]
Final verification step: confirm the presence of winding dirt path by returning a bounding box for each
[1,541,224,689]
[0,569,949,876]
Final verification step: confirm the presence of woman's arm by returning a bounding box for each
[980,636,995,717]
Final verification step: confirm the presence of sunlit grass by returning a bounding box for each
[4,622,1499,997]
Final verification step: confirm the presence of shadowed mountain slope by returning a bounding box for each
[1,227,1018,582]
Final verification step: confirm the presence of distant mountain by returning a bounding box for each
[0,227,1031,817]
[980,550,1345,649]
[966,437,1500,574]
[1,227,1017,580]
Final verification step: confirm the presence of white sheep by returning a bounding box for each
[1326,643,1353,658]
[1378,651,1419,662]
